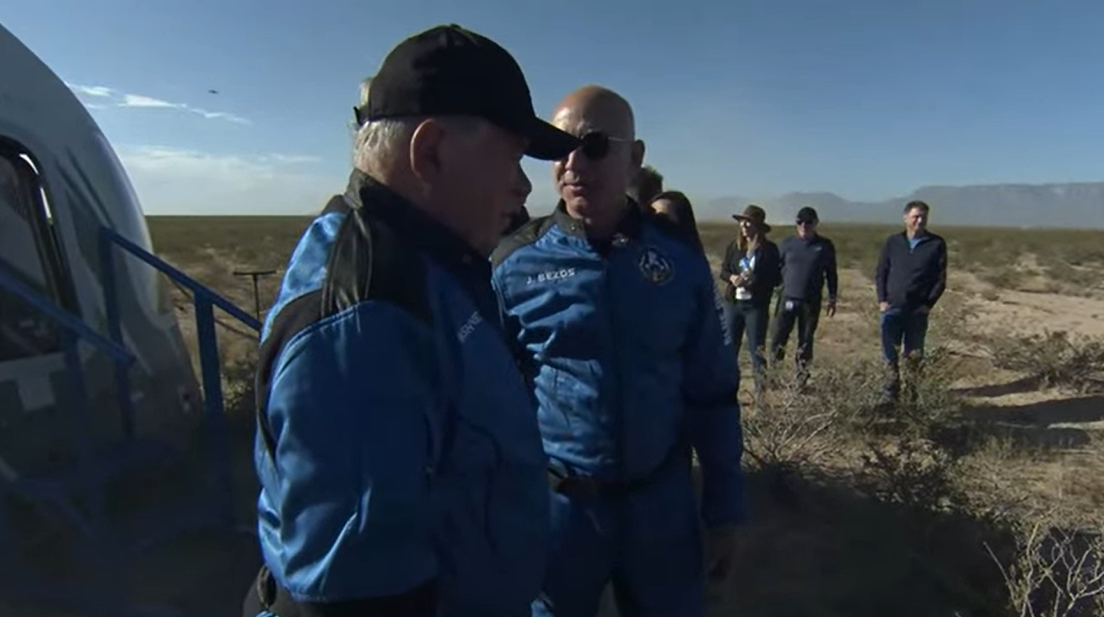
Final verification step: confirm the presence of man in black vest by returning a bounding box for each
[874,200,948,403]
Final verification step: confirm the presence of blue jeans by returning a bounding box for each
[879,307,929,399]
[724,300,768,388]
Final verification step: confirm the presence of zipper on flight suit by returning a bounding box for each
[604,233,633,539]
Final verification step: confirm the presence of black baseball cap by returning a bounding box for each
[356,24,579,161]
[796,206,819,222]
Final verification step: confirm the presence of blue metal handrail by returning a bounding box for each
[0,262,135,366]
[98,226,262,331]
[0,228,265,617]
[0,259,136,551]
[98,225,262,527]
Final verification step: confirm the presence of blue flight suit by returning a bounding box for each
[491,203,746,617]
[248,170,549,617]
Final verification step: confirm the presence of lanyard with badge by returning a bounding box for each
[734,253,756,301]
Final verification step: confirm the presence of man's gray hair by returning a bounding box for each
[352,76,485,177]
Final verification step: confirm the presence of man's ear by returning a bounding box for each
[409,119,448,187]
[631,139,646,170]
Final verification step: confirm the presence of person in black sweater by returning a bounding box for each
[874,200,948,403]
[719,204,781,394]
[769,207,838,383]
[650,190,704,253]
[628,164,664,210]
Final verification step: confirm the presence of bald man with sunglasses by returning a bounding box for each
[491,85,746,617]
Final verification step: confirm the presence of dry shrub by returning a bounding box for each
[850,345,972,510]
[857,434,968,514]
[1045,262,1101,292]
[221,351,258,421]
[743,340,967,471]
[928,290,984,350]
[740,358,883,472]
[895,345,968,430]
[988,330,1104,393]
[988,507,1104,617]
[983,267,1033,293]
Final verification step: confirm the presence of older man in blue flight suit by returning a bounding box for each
[492,85,746,617]
[244,25,580,617]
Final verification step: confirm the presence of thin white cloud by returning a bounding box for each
[70,85,114,98]
[260,154,322,165]
[195,110,249,123]
[115,145,341,215]
[65,82,250,125]
[121,94,177,108]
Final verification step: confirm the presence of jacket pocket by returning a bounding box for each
[433,415,500,587]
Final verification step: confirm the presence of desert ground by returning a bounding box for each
[13,215,1102,617]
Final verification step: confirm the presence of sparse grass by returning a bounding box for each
[988,330,1104,394]
[144,215,1104,617]
[146,216,304,419]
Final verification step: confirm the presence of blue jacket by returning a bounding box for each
[253,170,549,617]
[490,204,746,527]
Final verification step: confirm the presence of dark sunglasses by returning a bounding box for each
[796,219,817,226]
[564,131,631,161]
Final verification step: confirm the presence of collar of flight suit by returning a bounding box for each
[551,196,645,250]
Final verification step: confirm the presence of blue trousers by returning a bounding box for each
[723,299,769,390]
[879,308,929,398]
[531,461,705,617]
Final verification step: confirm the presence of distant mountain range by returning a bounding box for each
[693,181,1104,229]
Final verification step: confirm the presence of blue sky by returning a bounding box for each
[4,0,1103,217]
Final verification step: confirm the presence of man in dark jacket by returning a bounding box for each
[769,206,838,383]
[493,85,744,617]
[245,24,579,617]
[874,200,948,403]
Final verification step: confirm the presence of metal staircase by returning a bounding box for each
[0,225,263,617]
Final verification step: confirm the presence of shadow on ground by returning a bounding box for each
[954,375,1042,398]
[592,464,1013,617]
[15,396,1091,617]
[0,417,261,617]
[963,395,1104,426]
[933,395,1104,452]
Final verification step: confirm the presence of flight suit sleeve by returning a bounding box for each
[259,300,441,612]
[682,255,747,527]
[491,270,535,388]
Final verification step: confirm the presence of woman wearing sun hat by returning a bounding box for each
[719,204,782,395]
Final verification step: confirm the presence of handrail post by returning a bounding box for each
[0,454,16,590]
[61,329,106,546]
[232,269,276,321]
[193,293,234,527]
[98,229,136,441]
